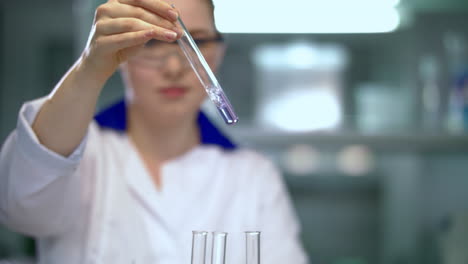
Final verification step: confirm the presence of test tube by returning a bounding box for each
[174,12,239,125]
[192,231,208,264]
[211,232,227,264]
[245,231,260,264]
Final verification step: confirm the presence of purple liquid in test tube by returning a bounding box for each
[173,11,238,125]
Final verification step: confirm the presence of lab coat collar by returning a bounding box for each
[94,99,237,150]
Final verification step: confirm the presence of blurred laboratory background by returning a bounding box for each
[1,0,468,263]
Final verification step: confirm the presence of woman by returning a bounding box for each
[0,0,308,263]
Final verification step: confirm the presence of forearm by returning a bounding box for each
[32,57,107,157]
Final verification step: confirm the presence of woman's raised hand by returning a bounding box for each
[81,0,181,80]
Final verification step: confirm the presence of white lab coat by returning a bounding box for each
[0,98,308,264]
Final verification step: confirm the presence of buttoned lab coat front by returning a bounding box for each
[0,98,308,264]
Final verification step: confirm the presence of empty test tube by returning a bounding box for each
[211,232,227,264]
[245,231,260,264]
[192,231,208,264]
[174,12,239,125]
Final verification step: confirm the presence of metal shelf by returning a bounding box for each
[284,174,380,194]
[226,126,468,152]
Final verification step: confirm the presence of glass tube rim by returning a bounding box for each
[193,230,209,235]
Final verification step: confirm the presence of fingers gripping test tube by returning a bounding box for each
[173,10,239,125]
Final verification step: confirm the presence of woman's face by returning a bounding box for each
[121,0,224,122]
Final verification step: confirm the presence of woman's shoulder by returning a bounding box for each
[200,145,277,173]
[85,121,129,154]
[228,147,271,163]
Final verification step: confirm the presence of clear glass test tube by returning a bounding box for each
[245,231,260,264]
[211,232,227,264]
[192,231,208,264]
[174,12,239,125]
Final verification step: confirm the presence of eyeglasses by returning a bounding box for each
[129,34,224,69]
